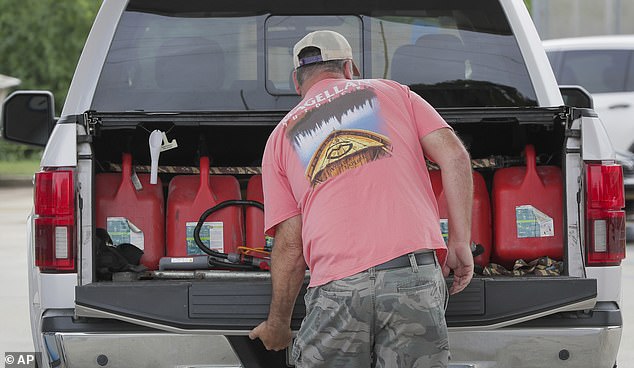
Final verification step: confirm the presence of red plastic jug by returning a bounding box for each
[166,157,243,256]
[246,175,265,249]
[492,145,563,267]
[95,153,165,270]
[429,170,492,267]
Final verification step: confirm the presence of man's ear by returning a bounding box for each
[292,70,301,95]
[343,60,354,80]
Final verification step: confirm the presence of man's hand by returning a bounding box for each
[249,215,304,351]
[249,319,293,351]
[442,241,474,295]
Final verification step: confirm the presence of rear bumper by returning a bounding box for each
[448,326,621,368]
[43,332,242,368]
[39,313,284,368]
[40,327,621,368]
[446,302,622,368]
[40,304,621,368]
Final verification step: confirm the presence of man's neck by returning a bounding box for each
[299,72,345,97]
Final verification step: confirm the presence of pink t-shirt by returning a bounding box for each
[262,78,449,287]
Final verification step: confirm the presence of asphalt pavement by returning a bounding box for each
[0,185,34,358]
[0,183,632,367]
[619,245,634,366]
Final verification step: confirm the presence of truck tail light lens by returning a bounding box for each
[34,170,76,272]
[585,163,626,266]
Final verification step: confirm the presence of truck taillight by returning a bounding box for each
[34,170,76,272]
[585,163,626,266]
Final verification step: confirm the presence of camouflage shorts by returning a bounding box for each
[292,252,449,368]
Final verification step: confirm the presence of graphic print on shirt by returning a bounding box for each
[286,87,393,186]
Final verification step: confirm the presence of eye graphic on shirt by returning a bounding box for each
[326,141,353,159]
[287,87,393,186]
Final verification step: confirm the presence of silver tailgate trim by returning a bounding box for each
[76,297,596,334]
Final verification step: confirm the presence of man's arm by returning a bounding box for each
[420,127,474,294]
[249,214,306,350]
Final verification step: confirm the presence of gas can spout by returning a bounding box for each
[149,130,163,185]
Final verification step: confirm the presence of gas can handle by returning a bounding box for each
[196,156,218,204]
[523,145,541,185]
[121,152,132,178]
[120,152,133,188]
[115,152,140,195]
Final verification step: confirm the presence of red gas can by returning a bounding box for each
[492,145,563,267]
[429,170,492,267]
[95,153,165,270]
[166,157,243,256]
[246,175,265,249]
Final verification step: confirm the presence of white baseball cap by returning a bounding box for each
[293,30,361,76]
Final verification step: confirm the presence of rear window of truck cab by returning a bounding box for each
[92,0,537,112]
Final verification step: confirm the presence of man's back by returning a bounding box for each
[263,77,450,286]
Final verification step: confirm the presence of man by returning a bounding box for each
[249,30,474,367]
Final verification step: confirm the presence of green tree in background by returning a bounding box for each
[0,0,101,161]
[0,0,101,113]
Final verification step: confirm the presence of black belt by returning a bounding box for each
[374,251,436,271]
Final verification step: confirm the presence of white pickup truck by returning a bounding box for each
[1,0,626,367]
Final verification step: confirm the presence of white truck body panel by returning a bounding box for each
[582,115,618,161]
[60,0,126,117]
[587,267,623,303]
[40,124,78,168]
[501,0,564,107]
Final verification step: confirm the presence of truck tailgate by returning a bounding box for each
[75,276,596,332]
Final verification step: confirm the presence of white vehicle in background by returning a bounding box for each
[543,35,634,154]
[544,36,634,238]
